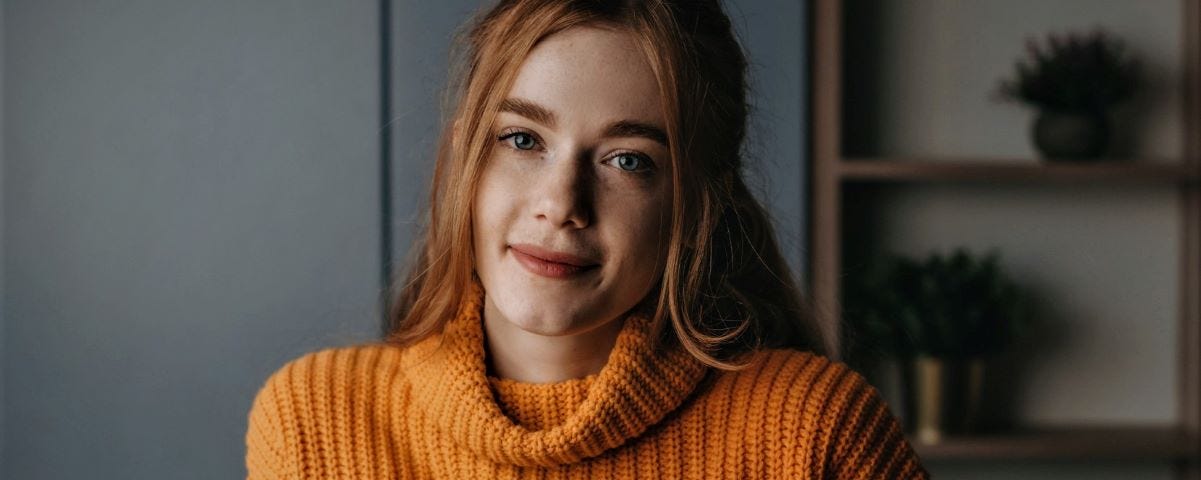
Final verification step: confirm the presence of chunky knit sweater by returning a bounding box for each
[245,281,929,479]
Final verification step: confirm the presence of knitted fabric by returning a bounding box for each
[245,280,929,479]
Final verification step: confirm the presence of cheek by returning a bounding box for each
[600,189,672,281]
[473,168,517,262]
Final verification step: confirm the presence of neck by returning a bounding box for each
[481,297,626,383]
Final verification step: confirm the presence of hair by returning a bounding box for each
[381,0,829,369]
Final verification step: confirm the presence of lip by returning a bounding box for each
[509,244,600,279]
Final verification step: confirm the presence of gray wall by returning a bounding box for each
[3,0,810,478]
[3,1,380,478]
[388,0,480,276]
[0,1,6,471]
[726,0,809,279]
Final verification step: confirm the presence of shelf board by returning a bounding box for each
[839,158,1200,183]
[910,425,1200,462]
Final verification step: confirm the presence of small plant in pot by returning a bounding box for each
[996,29,1140,160]
[845,248,1029,444]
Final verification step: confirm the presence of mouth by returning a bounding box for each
[509,243,600,279]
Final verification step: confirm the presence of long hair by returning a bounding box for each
[382,0,829,369]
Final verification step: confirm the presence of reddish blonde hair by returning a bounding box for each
[383,0,829,369]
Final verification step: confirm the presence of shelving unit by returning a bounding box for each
[808,0,1201,474]
[840,159,1200,184]
[912,426,1199,462]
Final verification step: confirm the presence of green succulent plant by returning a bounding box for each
[844,248,1030,360]
[997,29,1140,112]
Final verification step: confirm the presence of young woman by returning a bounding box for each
[246,0,929,478]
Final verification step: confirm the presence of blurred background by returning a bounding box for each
[1,0,1198,479]
[822,1,1199,479]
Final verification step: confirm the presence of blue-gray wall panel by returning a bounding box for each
[3,1,379,477]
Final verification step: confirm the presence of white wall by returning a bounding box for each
[3,1,379,478]
[865,183,1178,424]
[845,0,1182,160]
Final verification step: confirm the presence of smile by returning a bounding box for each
[509,244,600,279]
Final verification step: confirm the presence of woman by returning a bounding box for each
[246,0,929,478]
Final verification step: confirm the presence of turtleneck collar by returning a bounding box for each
[401,278,710,467]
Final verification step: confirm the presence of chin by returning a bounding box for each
[488,287,599,337]
[509,319,578,337]
[506,305,596,337]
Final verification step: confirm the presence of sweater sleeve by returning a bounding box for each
[823,367,929,480]
[245,364,303,480]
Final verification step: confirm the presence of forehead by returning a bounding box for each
[506,26,664,128]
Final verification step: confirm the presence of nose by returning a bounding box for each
[532,151,592,229]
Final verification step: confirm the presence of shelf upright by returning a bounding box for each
[809,0,844,361]
[1178,1,1201,478]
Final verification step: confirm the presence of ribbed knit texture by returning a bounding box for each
[246,280,929,479]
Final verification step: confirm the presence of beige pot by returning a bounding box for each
[908,356,985,444]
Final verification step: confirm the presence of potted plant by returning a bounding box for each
[844,248,1029,443]
[996,29,1140,160]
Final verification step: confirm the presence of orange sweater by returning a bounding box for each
[245,282,929,479]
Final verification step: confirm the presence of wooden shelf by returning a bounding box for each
[811,0,1201,474]
[910,426,1201,462]
[839,158,1200,184]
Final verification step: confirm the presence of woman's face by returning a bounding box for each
[472,25,672,337]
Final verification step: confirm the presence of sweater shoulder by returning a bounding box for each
[254,343,406,400]
[245,343,407,478]
[705,348,885,422]
[713,348,928,479]
[701,348,927,475]
[722,348,869,398]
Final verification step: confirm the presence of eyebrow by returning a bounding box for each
[499,98,557,128]
[499,97,669,147]
[604,120,668,147]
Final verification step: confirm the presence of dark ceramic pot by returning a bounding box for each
[1032,110,1111,160]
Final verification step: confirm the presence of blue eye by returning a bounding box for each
[508,132,536,150]
[613,153,651,172]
